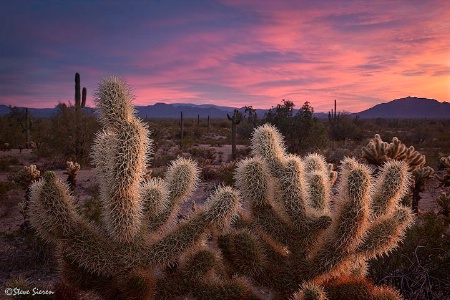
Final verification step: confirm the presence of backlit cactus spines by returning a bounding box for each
[219,124,413,299]
[251,123,287,174]
[14,164,41,228]
[292,282,327,300]
[363,134,426,172]
[29,76,256,299]
[92,76,151,242]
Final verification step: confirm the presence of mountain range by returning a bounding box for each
[1,97,449,119]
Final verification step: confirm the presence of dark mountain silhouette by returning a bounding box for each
[1,97,448,119]
[136,102,233,119]
[354,97,450,119]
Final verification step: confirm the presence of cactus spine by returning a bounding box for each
[218,124,414,299]
[227,109,241,161]
[29,76,253,299]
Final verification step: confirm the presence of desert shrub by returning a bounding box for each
[263,100,329,154]
[188,147,216,161]
[329,114,364,141]
[34,103,99,165]
[368,213,450,300]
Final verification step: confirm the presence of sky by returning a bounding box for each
[1,0,449,113]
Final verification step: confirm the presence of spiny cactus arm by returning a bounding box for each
[140,177,169,230]
[141,157,199,231]
[217,229,266,277]
[371,161,410,218]
[304,154,332,213]
[329,160,371,252]
[29,172,85,241]
[279,156,331,234]
[388,137,407,160]
[103,119,150,242]
[235,157,295,245]
[94,76,136,127]
[309,160,372,279]
[165,157,199,203]
[93,76,152,243]
[146,186,240,265]
[405,147,426,171]
[362,134,389,165]
[353,161,414,259]
[292,282,327,300]
[355,206,414,259]
[55,187,241,277]
[251,124,286,175]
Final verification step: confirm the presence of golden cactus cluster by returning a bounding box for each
[363,134,426,171]
[219,125,414,299]
[65,161,80,175]
[15,164,40,185]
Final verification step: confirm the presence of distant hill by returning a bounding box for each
[355,97,450,119]
[1,97,449,119]
[0,105,94,118]
[136,102,234,119]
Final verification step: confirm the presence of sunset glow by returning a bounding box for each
[1,1,449,112]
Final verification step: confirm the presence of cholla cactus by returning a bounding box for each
[12,165,40,228]
[64,160,80,190]
[219,124,414,299]
[363,134,425,172]
[15,164,41,186]
[436,192,450,216]
[28,76,250,299]
[440,155,450,169]
[410,166,435,213]
[436,155,450,187]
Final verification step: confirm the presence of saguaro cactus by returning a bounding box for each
[74,72,87,161]
[18,108,33,148]
[227,109,242,161]
[218,124,414,299]
[29,76,251,299]
[75,72,87,110]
